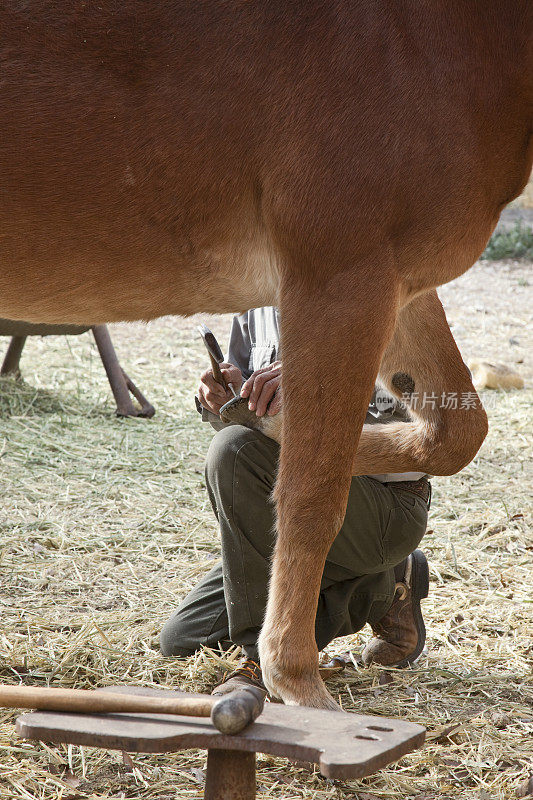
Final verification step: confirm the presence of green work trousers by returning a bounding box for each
[160,425,428,661]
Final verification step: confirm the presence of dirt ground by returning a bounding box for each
[0,258,531,800]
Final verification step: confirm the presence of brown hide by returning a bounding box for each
[0,1,531,323]
[0,1,531,707]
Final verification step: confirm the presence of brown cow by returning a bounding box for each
[0,1,531,709]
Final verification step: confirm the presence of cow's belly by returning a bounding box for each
[0,115,528,325]
[0,194,504,325]
[0,210,280,325]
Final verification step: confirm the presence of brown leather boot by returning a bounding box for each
[361,549,429,667]
[212,658,267,698]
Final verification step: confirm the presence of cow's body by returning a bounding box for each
[1,1,531,707]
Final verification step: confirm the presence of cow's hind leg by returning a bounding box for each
[351,289,489,477]
[258,267,400,708]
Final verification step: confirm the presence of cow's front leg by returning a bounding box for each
[258,271,400,708]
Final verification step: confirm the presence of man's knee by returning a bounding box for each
[206,425,255,475]
[159,613,198,657]
[205,424,278,492]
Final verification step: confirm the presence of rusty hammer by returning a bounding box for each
[0,683,265,735]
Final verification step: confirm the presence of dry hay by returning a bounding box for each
[0,261,531,800]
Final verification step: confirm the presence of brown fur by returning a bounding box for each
[0,0,531,707]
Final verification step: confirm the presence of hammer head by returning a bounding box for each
[197,324,225,363]
[210,686,265,735]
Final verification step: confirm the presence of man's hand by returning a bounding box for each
[198,362,243,415]
[240,361,282,417]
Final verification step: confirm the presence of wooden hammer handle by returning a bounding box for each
[0,684,214,718]
[208,352,229,390]
[197,324,238,397]
[1,684,264,734]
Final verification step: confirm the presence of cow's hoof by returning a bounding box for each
[258,634,342,710]
[220,397,282,442]
[220,396,261,427]
[264,664,342,710]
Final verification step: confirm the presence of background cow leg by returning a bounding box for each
[258,269,400,707]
